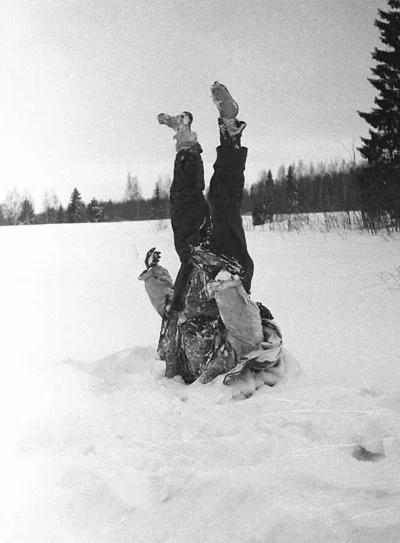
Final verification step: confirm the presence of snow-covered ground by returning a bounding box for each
[1,220,400,542]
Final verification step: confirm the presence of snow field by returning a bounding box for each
[1,220,400,542]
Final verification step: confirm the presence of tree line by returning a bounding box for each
[0,174,172,226]
[0,158,397,232]
[0,160,367,227]
[246,159,361,225]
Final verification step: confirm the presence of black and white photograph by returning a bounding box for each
[1,0,399,541]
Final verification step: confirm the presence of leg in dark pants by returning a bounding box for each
[169,144,210,262]
[208,146,254,293]
[169,144,211,310]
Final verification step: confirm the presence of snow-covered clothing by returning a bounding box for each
[139,247,284,384]
[139,141,284,384]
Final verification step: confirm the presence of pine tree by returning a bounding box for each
[87,198,104,222]
[286,166,300,231]
[67,188,85,223]
[274,164,287,214]
[56,205,65,223]
[251,201,265,226]
[286,166,299,214]
[151,181,163,220]
[264,170,275,221]
[18,198,35,224]
[250,170,275,226]
[251,172,264,226]
[358,0,400,164]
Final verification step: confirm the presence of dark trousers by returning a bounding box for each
[169,145,254,295]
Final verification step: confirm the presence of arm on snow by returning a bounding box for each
[209,272,264,359]
[138,264,174,317]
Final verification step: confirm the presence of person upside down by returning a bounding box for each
[139,81,286,387]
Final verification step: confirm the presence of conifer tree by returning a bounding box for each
[67,188,85,223]
[264,170,275,221]
[274,164,287,214]
[251,170,269,226]
[286,166,300,231]
[56,205,65,223]
[151,180,163,219]
[358,0,400,164]
[18,198,35,224]
[251,169,275,225]
[286,166,299,214]
[251,201,265,227]
[87,198,104,222]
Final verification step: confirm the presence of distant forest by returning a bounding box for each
[1,159,398,233]
[0,159,399,233]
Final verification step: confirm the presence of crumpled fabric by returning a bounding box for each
[157,264,238,384]
[154,247,284,385]
[222,317,284,385]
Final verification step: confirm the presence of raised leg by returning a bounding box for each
[158,112,211,313]
[208,82,254,293]
[169,145,210,263]
[158,111,211,263]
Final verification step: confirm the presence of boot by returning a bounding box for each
[210,81,239,119]
[210,81,246,148]
[158,111,198,152]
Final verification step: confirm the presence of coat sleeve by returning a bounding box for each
[138,265,174,317]
[211,275,264,359]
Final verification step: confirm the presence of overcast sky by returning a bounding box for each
[1,0,388,209]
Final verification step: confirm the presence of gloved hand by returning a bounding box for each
[145,247,161,269]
